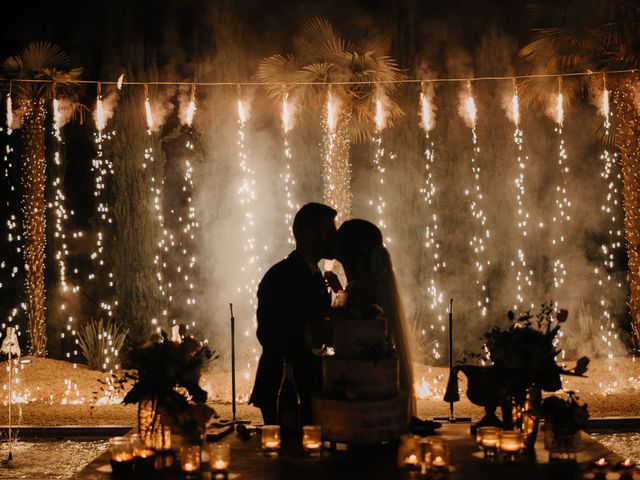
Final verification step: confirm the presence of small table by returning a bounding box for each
[75,424,635,479]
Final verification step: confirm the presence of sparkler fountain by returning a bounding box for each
[281,91,297,245]
[508,81,534,311]
[461,81,491,318]
[419,89,445,363]
[321,88,352,225]
[174,85,199,326]
[51,92,80,365]
[595,77,625,392]
[89,84,117,320]
[143,86,171,331]
[551,77,571,295]
[236,88,261,393]
[370,93,392,244]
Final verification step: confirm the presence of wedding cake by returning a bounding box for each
[311,304,410,444]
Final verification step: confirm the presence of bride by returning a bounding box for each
[325,219,417,416]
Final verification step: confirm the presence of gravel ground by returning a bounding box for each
[1,356,638,427]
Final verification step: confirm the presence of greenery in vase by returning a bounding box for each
[541,391,590,435]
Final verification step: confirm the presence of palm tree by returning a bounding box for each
[520,0,640,351]
[258,18,404,223]
[2,42,82,356]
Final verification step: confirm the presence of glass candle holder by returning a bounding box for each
[302,426,322,456]
[179,445,201,477]
[109,436,134,477]
[499,430,523,461]
[477,426,500,460]
[397,434,421,471]
[261,425,281,453]
[130,433,156,474]
[424,438,450,471]
[209,443,231,473]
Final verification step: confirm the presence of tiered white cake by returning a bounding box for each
[312,305,409,444]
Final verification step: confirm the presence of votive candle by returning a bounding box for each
[109,436,134,477]
[303,426,322,455]
[262,425,281,453]
[208,443,231,472]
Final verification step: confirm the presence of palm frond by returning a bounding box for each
[20,41,70,72]
[258,54,298,97]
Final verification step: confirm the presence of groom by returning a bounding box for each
[249,203,337,425]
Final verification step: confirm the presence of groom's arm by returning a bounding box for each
[256,267,292,355]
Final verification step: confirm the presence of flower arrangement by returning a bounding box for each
[541,391,589,435]
[122,330,218,441]
[483,303,589,401]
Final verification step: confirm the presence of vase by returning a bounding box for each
[500,386,541,450]
[544,425,581,463]
[138,398,172,451]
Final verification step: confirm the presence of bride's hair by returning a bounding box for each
[336,219,383,272]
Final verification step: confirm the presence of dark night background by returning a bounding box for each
[0,0,631,362]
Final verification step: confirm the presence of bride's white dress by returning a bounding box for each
[339,245,417,416]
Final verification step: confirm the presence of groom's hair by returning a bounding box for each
[293,203,337,241]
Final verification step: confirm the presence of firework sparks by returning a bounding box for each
[6,94,13,130]
[96,97,105,132]
[185,85,197,127]
[145,97,154,131]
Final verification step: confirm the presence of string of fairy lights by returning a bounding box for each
[0,101,24,344]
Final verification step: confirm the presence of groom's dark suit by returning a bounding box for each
[249,250,331,424]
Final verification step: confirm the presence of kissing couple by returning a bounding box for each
[249,202,416,425]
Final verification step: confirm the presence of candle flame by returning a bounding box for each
[96,97,105,132]
[420,92,433,132]
[556,93,563,126]
[282,94,290,133]
[238,99,247,125]
[327,92,337,132]
[185,99,196,126]
[6,95,12,129]
[375,98,384,131]
[117,74,124,90]
[512,94,520,126]
[145,98,154,130]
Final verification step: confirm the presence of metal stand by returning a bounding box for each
[228,304,249,428]
[434,298,472,423]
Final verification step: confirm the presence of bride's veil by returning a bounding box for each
[368,245,417,416]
